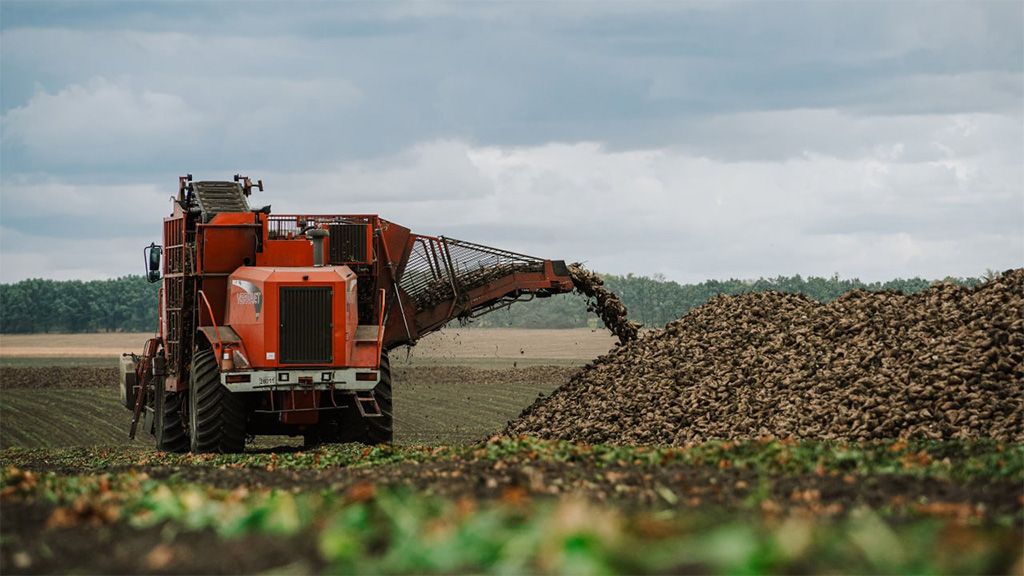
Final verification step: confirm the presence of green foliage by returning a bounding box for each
[0,276,159,333]
[470,272,983,329]
[3,438,1021,482]
[3,465,1019,574]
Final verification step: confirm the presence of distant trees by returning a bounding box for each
[470,272,983,329]
[0,272,983,333]
[0,276,159,333]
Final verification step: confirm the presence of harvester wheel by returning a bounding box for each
[363,352,394,445]
[339,353,393,446]
[189,348,247,453]
[154,379,189,453]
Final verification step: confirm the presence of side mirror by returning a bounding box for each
[144,243,162,283]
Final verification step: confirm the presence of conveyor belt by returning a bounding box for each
[192,181,249,220]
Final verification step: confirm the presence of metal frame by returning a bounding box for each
[220,368,380,393]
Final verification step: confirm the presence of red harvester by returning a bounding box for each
[121,175,573,452]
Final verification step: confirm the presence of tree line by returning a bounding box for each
[0,272,983,333]
[0,276,160,333]
[468,272,984,329]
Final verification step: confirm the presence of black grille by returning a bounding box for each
[329,223,370,263]
[279,287,333,364]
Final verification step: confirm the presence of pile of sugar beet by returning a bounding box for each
[509,268,1023,444]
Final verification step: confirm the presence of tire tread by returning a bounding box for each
[190,349,247,453]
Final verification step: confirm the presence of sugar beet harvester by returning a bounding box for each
[121,176,574,453]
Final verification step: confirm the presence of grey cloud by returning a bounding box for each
[1,137,1020,283]
[803,196,1024,240]
[2,2,1021,175]
[0,2,1020,284]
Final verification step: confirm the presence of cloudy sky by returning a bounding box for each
[1,1,1021,284]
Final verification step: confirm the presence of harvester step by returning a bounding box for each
[353,391,382,418]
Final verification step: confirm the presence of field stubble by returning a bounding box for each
[0,364,577,449]
[0,328,610,449]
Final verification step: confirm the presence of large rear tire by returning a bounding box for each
[189,348,247,453]
[154,379,189,453]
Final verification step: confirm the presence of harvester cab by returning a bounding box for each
[123,176,574,453]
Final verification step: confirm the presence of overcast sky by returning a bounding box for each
[1,1,1021,284]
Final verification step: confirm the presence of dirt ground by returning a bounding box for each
[0,365,577,448]
[0,329,602,449]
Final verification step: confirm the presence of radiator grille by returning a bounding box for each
[279,287,333,364]
[329,223,370,263]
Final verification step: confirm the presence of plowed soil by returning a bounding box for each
[0,364,577,448]
[510,269,1024,445]
[1,366,114,389]
[0,328,607,449]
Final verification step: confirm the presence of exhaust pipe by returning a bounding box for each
[306,229,329,266]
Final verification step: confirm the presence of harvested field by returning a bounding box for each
[5,439,1022,519]
[0,332,150,358]
[0,389,131,448]
[1,366,114,389]
[0,327,606,449]
[0,364,575,449]
[400,328,615,362]
[391,365,575,444]
[510,269,1024,445]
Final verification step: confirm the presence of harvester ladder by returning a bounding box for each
[353,390,382,417]
[128,337,161,439]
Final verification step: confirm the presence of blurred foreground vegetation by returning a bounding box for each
[4,471,1018,574]
[2,437,1021,574]
[4,436,1021,481]
[0,272,986,333]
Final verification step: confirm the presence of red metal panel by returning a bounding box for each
[225,266,370,369]
[280,390,319,424]
[200,279,228,326]
[226,267,272,369]
[256,239,313,267]
[199,228,257,274]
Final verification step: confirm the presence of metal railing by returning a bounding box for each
[267,215,375,240]
[399,236,544,311]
